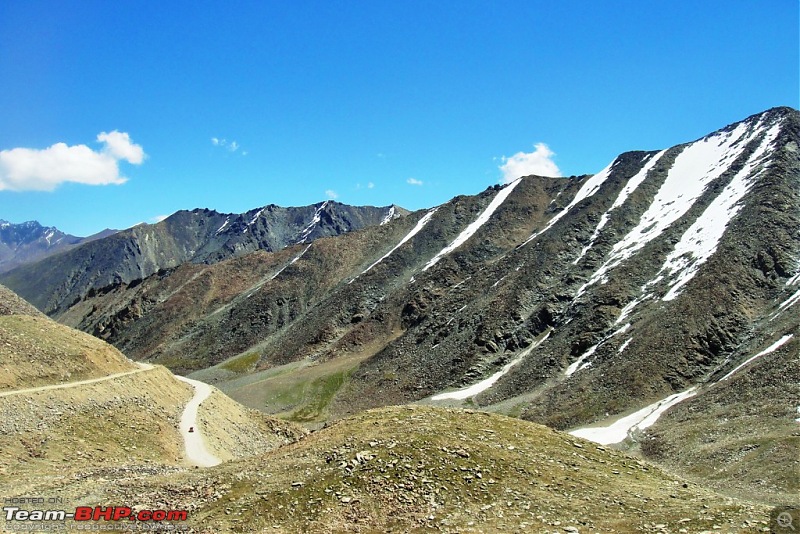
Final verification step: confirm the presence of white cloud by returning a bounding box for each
[499,143,560,184]
[150,214,169,223]
[407,178,423,186]
[211,137,242,153]
[367,182,374,189]
[325,189,338,199]
[0,131,145,192]
[97,131,144,164]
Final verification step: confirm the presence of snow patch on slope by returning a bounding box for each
[215,217,231,235]
[380,206,399,225]
[658,122,783,301]
[248,208,265,226]
[431,331,551,400]
[565,323,631,376]
[271,244,313,280]
[522,161,615,248]
[720,334,794,381]
[423,178,522,272]
[573,151,666,264]
[359,208,438,277]
[578,120,766,295]
[565,344,597,376]
[297,201,329,244]
[569,387,698,445]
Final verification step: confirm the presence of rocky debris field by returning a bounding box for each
[34,405,773,533]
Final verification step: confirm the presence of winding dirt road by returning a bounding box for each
[174,375,222,467]
[1,362,221,467]
[0,362,154,397]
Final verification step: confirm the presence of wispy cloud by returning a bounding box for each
[498,143,560,184]
[367,182,374,189]
[150,214,169,223]
[0,131,145,192]
[325,189,338,200]
[407,178,423,186]
[211,137,243,153]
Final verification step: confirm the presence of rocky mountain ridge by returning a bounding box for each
[0,219,116,274]
[0,201,406,314]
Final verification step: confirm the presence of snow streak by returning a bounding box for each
[431,331,551,401]
[248,208,265,226]
[720,334,794,382]
[423,178,522,272]
[215,217,231,235]
[565,344,597,377]
[359,209,438,277]
[297,201,329,244]
[573,151,666,264]
[578,120,768,296]
[521,161,615,248]
[564,323,630,376]
[658,122,783,301]
[380,206,398,225]
[270,244,313,280]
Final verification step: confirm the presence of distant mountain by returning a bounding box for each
[0,220,117,274]
[8,107,800,504]
[0,201,407,314]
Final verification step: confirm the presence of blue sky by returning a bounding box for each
[0,1,797,236]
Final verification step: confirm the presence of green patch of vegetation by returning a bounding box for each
[220,351,260,374]
[286,368,350,423]
[153,354,200,372]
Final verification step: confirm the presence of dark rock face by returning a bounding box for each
[0,202,406,314]
[9,108,799,501]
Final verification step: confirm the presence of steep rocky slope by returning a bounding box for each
[14,107,800,505]
[0,201,406,314]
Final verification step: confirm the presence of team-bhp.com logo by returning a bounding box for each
[4,506,188,522]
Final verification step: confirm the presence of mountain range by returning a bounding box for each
[0,201,405,314]
[2,106,798,512]
[0,220,116,274]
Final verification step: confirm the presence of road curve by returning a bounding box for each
[174,375,222,467]
[1,363,222,468]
